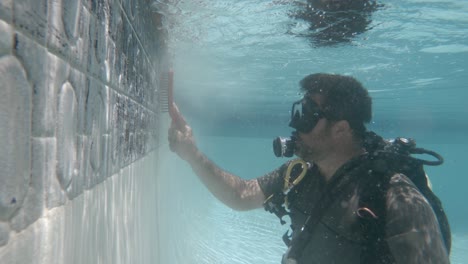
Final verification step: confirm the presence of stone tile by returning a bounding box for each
[102,134,111,179]
[0,56,31,222]
[14,32,56,137]
[0,20,13,55]
[109,89,123,175]
[85,79,109,187]
[14,0,48,44]
[33,138,67,210]
[56,81,79,191]
[120,0,137,25]
[0,222,9,247]
[108,0,123,43]
[143,58,158,108]
[0,0,13,23]
[87,6,108,81]
[102,85,112,133]
[68,68,88,135]
[105,38,117,87]
[82,134,94,190]
[147,112,158,151]
[119,18,134,93]
[67,135,87,199]
[147,65,160,111]
[120,96,133,167]
[10,138,52,231]
[124,41,140,103]
[107,1,124,87]
[47,0,90,71]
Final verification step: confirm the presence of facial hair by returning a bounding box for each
[295,140,315,161]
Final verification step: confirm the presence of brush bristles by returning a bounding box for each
[159,74,170,112]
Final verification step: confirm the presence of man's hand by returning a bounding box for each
[167,103,266,211]
[168,103,198,161]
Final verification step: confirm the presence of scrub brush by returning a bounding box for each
[160,68,181,123]
[160,68,174,114]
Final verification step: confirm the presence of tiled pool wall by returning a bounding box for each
[0,0,167,263]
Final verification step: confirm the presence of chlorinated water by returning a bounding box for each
[158,0,468,263]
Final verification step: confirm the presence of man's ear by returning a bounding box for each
[332,120,351,136]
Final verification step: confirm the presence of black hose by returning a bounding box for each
[409,148,444,166]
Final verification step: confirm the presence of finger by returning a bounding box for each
[184,123,192,136]
[168,129,183,152]
[168,122,179,142]
[170,102,188,130]
[171,102,186,124]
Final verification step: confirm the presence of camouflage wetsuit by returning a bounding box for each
[258,155,450,264]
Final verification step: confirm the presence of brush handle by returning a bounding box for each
[168,69,176,120]
[167,69,187,129]
[167,69,187,131]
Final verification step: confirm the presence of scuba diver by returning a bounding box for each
[168,73,450,263]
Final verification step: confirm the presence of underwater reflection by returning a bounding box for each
[288,0,382,46]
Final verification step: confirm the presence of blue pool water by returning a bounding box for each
[158,0,468,262]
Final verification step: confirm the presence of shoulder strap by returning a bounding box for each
[358,171,395,264]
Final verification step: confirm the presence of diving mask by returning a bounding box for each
[289,97,324,134]
[273,97,324,157]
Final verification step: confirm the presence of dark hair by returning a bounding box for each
[299,73,372,139]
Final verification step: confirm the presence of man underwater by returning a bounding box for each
[168,73,450,263]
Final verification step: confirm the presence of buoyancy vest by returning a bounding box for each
[264,131,451,263]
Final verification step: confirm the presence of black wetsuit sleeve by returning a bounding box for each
[385,174,450,264]
[257,163,289,199]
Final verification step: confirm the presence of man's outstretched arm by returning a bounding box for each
[168,103,266,211]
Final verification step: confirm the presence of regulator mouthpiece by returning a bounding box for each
[273,134,297,158]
